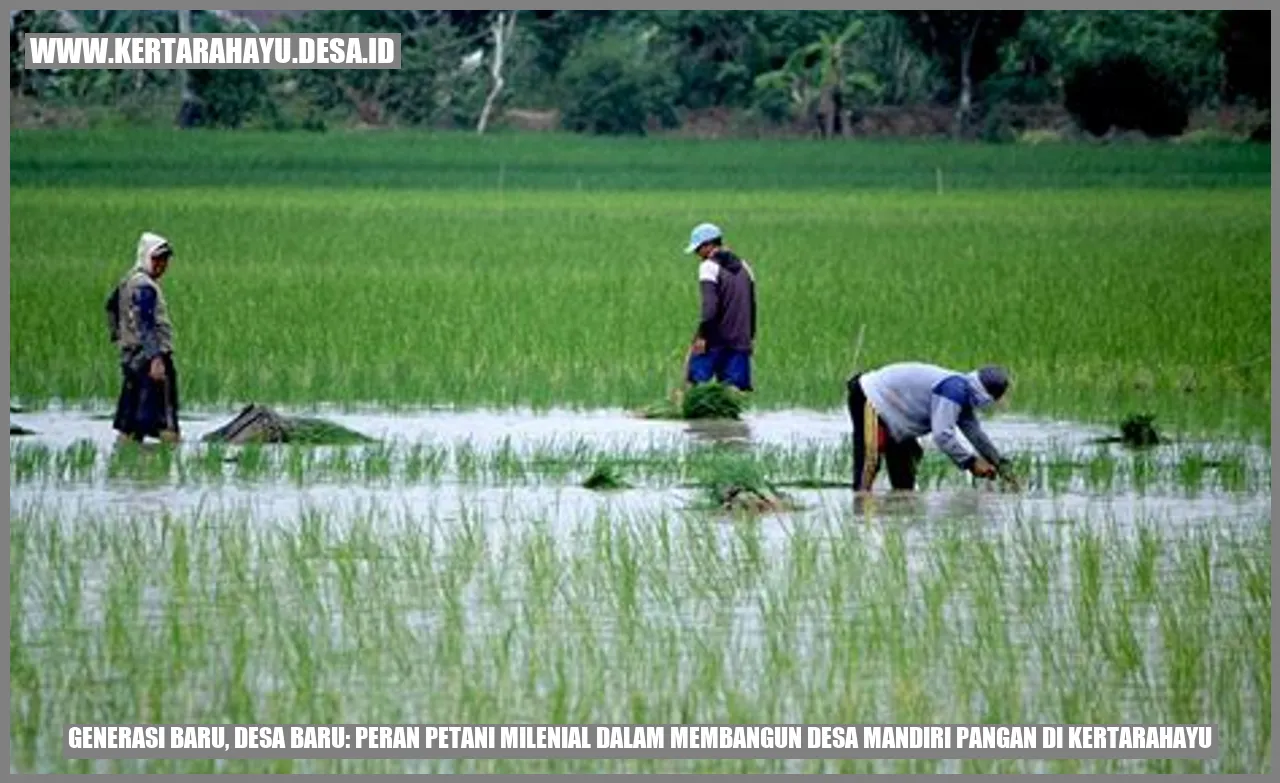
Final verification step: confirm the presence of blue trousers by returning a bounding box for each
[687,348,753,392]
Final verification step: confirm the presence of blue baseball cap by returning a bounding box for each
[684,222,722,254]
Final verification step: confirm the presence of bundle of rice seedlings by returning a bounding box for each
[694,453,799,513]
[203,404,374,446]
[582,461,630,491]
[635,382,746,421]
[681,382,747,420]
[1119,413,1162,447]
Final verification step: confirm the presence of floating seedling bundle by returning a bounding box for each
[1091,413,1164,448]
[582,461,631,491]
[202,404,374,446]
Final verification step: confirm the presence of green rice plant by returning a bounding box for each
[455,441,480,483]
[197,441,228,482]
[690,452,800,513]
[1129,451,1157,495]
[636,382,747,422]
[681,382,748,420]
[232,443,268,481]
[582,461,630,491]
[10,442,50,483]
[404,443,448,484]
[1176,447,1209,496]
[54,439,98,482]
[9,132,1271,439]
[7,432,1273,500]
[1085,448,1118,493]
[283,443,312,486]
[285,416,377,446]
[1046,455,1075,495]
[361,442,395,483]
[1216,454,1250,493]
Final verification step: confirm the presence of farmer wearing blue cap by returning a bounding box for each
[683,222,757,392]
[846,362,1017,492]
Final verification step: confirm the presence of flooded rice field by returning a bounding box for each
[9,405,1272,773]
[9,404,1271,531]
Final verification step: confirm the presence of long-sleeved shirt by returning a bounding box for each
[696,249,756,352]
[857,362,1004,469]
[115,271,174,364]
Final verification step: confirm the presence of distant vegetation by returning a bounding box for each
[10,10,1271,142]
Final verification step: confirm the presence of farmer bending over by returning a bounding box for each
[107,231,181,444]
[684,222,757,392]
[847,362,1014,492]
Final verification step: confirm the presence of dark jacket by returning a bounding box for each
[697,249,756,353]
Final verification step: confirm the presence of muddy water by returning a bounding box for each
[11,409,1270,775]
[9,406,1271,534]
[8,463,1269,543]
[11,404,1115,453]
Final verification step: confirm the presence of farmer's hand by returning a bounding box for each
[690,337,707,356]
[969,456,997,479]
[997,459,1022,491]
[149,357,166,382]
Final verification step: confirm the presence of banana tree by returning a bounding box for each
[754,19,879,137]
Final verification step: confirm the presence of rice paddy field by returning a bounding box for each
[8,130,1273,773]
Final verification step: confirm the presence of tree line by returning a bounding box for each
[10,9,1270,140]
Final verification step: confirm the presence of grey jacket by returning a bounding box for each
[857,362,1003,469]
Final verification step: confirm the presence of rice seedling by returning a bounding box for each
[404,443,449,484]
[1176,448,1209,496]
[10,442,50,482]
[9,133,1270,438]
[7,125,1270,774]
[583,461,630,491]
[690,452,802,514]
[638,382,748,421]
[231,443,268,481]
[7,436,1271,500]
[1085,447,1118,493]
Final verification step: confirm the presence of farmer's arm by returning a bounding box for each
[132,285,163,361]
[929,377,979,470]
[695,260,720,341]
[958,411,1003,466]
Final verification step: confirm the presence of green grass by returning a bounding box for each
[9,502,1270,773]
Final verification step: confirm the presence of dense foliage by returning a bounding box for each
[9,9,1269,138]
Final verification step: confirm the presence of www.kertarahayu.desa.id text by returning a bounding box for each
[25,35,398,67]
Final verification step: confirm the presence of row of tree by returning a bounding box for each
[10,9,1271,139]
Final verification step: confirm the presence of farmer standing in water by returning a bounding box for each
[846,362,1017,492]
[107,231,181,444]
[684,222,757,393]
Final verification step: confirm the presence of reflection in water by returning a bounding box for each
[11,404,1128,455]
[682,418,752,447]
[8,406,1271,536]
[852,490,931,522]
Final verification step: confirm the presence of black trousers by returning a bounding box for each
[847,373,923,491]
[113,353,180,440]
